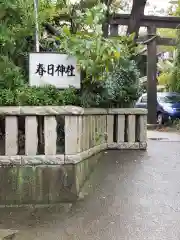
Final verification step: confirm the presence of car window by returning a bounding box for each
[141,95,147,103]
[159,95,180,103]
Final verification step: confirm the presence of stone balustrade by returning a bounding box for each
[0,106,147,204]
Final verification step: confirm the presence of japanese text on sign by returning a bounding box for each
[29,53,80,89]
[35,64,75,77]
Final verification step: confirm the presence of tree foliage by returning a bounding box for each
[0,0,56,86]
[170,36,180,91]
[167,0,180,92]
[0,0,140,107]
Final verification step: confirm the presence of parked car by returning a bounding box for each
[135,92,180,124]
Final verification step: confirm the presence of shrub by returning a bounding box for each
[72,58,140,108]
[0,0,141,108]
[169,31,180,92]
[158,72,171,91]
[0,86,79,106]
[100,58,140,107]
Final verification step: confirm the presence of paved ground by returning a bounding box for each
[1,131,180,239]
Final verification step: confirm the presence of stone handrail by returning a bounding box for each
[0,106,147,115]
[0,106,147,165]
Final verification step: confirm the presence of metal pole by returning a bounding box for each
[33,0,43,149]
[33,0,40,52]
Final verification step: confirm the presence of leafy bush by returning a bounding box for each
[158,72,170,86]
[0,86,79,106]
[101,58,140,107]
[0,56,25,90]
[58,26,135,83]
[0,0,140,108]
[169,31,180,92]
[157,72,171,91]
[170,51,180,92]
[78,58,140,108]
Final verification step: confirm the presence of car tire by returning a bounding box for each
[157,113,164,125]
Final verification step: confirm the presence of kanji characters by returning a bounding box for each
[35,63,46,77]
[35,64,76,77]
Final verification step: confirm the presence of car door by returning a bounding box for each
[136,95,147,109]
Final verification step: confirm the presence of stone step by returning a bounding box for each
[0,229,18,240]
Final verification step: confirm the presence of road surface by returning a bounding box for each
[1,131,180,240]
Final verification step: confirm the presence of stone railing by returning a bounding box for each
[0,106,147,204]
[0,106,147,165]
[107,108,147,150]
[65,107,147,164]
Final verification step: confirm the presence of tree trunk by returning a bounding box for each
[127,0,147,39]
[101,0,113,38]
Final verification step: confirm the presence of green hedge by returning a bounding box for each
[0,86,79,106]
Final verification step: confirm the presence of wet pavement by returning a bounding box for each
[1,131,180,239]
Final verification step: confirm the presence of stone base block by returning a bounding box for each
[0,142,147,205]
[108,142,147,150]
[0,153,102,205]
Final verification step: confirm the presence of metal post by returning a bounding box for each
[33,0,40,52]
[33,0,43,149]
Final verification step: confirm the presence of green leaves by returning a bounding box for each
[57,22,134,82]
[53,0,135,84]
[167,1,180,92]
[0,0,139,108]
[77,58,140,108]
[73,2,107,33]
[101,58,140,107]
[0,85,79,106]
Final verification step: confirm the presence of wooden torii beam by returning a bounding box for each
[110,14,180,29]
[137,36,177,46]
[110,13,180,125]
